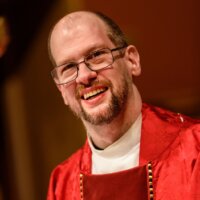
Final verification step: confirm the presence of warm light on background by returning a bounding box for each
[0,16,10,57]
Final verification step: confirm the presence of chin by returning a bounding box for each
[81,104,117,125]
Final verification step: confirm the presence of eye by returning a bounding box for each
[59,63,77,75]
[93,49,106,57]
[87,49,107,60]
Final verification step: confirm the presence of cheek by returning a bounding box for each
[61,88,82,114]
[60,84,77,105]
[112,65,132,84]
[61,90,70,105]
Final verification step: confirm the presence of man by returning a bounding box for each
[47,11,200,200]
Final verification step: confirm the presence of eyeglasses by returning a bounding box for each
[51,46,127,85]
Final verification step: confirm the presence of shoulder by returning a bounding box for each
[51,148,83,178]
[47,144,86,196]
[142,103,200,127]
[141,103,200,162]
[49,140,90,182]
[47,141,92,199]
[180,121,200,155]
[149,103,200,156]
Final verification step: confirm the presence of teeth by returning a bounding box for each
[83,88,105,100]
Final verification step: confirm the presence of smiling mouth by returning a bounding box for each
[82,87,108,100]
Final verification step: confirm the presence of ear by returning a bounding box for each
[56,84,69,105]
[124,45,141,77]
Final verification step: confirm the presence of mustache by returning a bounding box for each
[76,80,111,98]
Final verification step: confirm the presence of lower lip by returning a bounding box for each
[81,90,107,107]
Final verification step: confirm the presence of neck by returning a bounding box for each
[83,85,142,149]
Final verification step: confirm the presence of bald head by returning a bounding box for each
[48,11,128,66]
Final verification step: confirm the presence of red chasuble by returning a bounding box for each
[82,165,149,200]
[47,104,200,200]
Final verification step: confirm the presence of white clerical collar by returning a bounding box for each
[88,113,142,174]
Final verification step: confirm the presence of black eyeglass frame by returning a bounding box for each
[51,45,127,85]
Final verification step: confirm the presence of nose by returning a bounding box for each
[75,62,97,85]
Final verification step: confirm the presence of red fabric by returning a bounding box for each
[83,166,148,200]
[47,104,200,200]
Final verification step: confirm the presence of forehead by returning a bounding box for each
[50,13,114,64]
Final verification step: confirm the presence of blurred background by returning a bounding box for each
[0,0,199,199]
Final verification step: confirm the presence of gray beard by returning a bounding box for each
[79,80,129,125]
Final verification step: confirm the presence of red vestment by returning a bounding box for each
[47,104,200,200]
